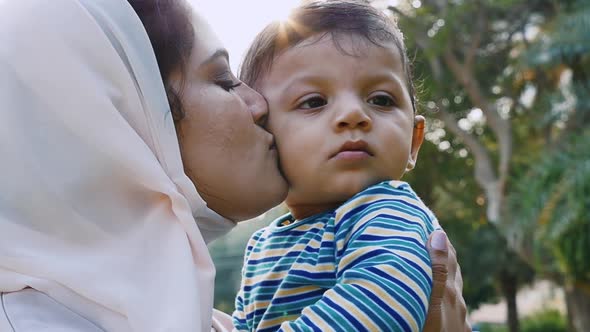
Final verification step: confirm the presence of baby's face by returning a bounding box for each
[259,34,422,214]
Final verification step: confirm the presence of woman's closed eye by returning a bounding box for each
[367,92,396,108]
[215,78,242,92]
[296,95,327,110]
[213,71,242,92]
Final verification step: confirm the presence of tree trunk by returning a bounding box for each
[499,272,520,332]
[565,282,590,332]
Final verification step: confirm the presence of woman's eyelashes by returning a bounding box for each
[215,78,242,92]
[213,70,242,92]
[217,80,242,92]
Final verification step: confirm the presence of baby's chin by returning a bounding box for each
[285,178,388,211]
[333,178,386,197]
[311,183,379,207]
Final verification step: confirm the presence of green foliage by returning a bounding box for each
[406,141,535,310]
[405,142,499,309]
[523,0,590,68]
[478,322,508,332]
[392,0,549,311]
[209,206,288,313]
[518,0,590,125]
[520,310,568,332]
[391,0,589,327]
[504,5,590,326]
[477,310,568,332]
[509,130,590,283]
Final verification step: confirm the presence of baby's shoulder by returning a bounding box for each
[335,180,418,215]
[334,180,439,233]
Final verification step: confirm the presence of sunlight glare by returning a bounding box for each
[190,0,301,71]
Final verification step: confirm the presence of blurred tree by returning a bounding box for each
[209,205,288,313]
[509,131,590,331]
[385,0,590,329]
[384,0,557,331]
[406,138,534,321]
[505,1,590,329]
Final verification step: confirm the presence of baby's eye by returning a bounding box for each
[367,93,395,107]
[297,96,327,109]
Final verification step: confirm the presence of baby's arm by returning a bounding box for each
[279,187,435,331]
[232,289,248,331]
[232,229,263,332]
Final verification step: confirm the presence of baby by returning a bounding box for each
[233,1,439,331]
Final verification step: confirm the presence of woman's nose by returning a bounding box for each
[237,82,268,126]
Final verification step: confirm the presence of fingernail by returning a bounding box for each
[432,231,447,251]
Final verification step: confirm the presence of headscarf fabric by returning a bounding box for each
[0,0,234,330]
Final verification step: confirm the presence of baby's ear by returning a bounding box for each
[406,115,425,171]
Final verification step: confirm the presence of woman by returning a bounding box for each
[0,0,468,331]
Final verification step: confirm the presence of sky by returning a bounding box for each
[189,0,302,72]
[189,0,398,72]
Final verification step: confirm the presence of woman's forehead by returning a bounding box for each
[188,10,226,66]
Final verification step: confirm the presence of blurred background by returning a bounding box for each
[199,0,590,331]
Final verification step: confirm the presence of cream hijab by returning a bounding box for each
[0,0,236,330]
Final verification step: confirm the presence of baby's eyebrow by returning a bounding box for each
[360,72,404,87]
[279,75,327,98]
[284,74,327,87]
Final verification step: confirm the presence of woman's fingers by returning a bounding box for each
[443,236,472,332]
[453,260,470,332]
[425,231,473,332]
[424,230,449,332]
[445,240,459,305]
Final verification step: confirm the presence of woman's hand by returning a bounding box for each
[424,230,471,332]
[211,309,234,332]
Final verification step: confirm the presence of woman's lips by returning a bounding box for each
[266,134,276,151]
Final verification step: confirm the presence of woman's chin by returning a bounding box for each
[233,181,288,222]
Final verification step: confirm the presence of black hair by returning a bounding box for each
[128,0,194,121]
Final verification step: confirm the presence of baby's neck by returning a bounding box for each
[287,201,344,220]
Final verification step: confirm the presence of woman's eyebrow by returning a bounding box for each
[200,49,229,67]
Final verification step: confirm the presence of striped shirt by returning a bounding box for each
[232,181,440,332]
